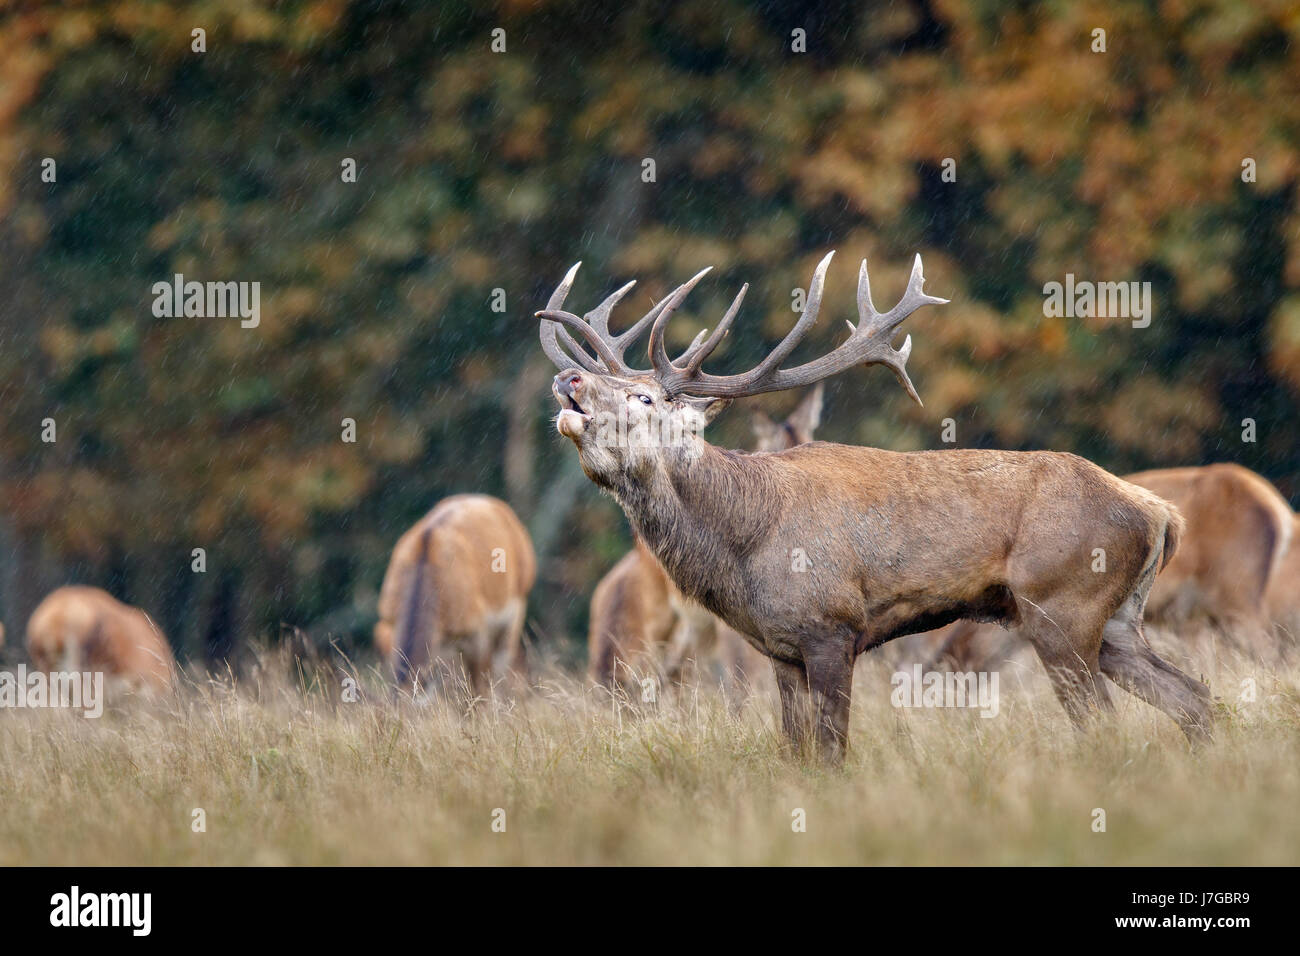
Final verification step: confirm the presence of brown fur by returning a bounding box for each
[376,494,536,695]
[26,586,175,691]
[1128,465,1292,632]
[917,463,1296,671]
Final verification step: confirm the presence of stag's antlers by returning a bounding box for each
[536,252,947,404]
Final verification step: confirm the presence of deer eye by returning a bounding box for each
[632,394,653,405]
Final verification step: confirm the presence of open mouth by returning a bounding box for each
[554,386,592,441]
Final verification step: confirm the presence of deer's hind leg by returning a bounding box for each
[1017,596,1114,727]
[1098,554,1213,742]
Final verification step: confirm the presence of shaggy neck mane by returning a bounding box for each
[608,441,779,603]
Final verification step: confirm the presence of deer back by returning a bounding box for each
[376,494,535,663]
[1127,464,1292,624]
[26,586,175,689]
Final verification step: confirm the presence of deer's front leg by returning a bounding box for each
[803,645,853,765]
[769,657,810,752]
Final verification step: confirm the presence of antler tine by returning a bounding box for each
[585,279,645,372]
[682,283,747,376]
[751,251,834,379]
[585,280,636,338]
[841,254,949,404]
[645,254,829,396]
[773,253,943,404]
[648,267,712,378]
[547,261,581,311]
[650,252,832,397]
[538,262,605,372]
[885,332,921,405]
[853,254,949,337]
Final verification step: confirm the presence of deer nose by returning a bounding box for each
[555,371,583,397]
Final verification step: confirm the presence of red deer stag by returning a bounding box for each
[26,586,175,691]
[920,463,1296,671]
[536,252,1212,761]
[375,494,536,695]
[588,386,822,691]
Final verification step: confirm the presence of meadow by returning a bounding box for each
[2,632,1296,866]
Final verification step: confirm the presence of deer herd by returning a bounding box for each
[8,250,1298,764]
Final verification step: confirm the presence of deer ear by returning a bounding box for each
[681,395,731,424]
[751,411,779,445]
[703,398,731,423]
[786,383,824,436]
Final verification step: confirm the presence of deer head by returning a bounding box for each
[535,252,947,486]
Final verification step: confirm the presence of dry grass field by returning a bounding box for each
[1,631,1297,866]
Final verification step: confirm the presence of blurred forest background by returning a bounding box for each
[0,0,1297,668]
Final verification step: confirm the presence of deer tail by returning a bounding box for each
[1160,502,1186,572]
[393,527,435,687]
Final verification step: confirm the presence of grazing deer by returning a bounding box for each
[921,463,1297,672]
[537,252,1212,761]
[375,494,536,695]
[26,586,175,691]
[1128,465,1293,642]
[588,386,823,692]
